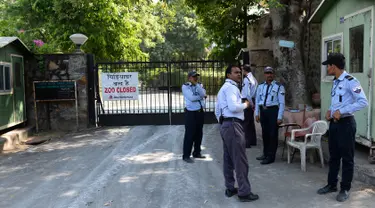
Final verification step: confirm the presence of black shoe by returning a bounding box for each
[225,188,238,197]
[238,192,259,202]
[317,185,338,195]
[256,155,266,160]
[183,157,194,163]
[336,190,349,202]
[246,145,251,149]
[260,158,274,165]
[193,154,206,159]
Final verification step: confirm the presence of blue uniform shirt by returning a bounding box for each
[329,71,368,117]
[255,80,285,120]
[182,82,206,111]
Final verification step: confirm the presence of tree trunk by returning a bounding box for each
[267,0,309,108]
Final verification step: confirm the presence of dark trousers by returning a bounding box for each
[183,109,204,159]
[327,116,356,191]
[243,107,257,147]
[260,107,279,160]
[220,119,251,196]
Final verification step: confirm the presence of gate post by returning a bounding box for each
[86,54,96,126]
[168,62,172,125]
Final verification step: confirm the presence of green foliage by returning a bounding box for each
[145,0,210,61]
[185,0,268,61]
[0,0,210,62]
[0,0,174,61]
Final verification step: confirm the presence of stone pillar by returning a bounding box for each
[26,54,92,131]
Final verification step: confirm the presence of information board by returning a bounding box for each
[34,81,76,101]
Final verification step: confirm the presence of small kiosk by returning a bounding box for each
[0,37,31,131]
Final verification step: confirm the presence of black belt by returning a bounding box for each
[332,115,354,123]
[260,105,278,110]
[223,117,243,123]
[185,108,204,112]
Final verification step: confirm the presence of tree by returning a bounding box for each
[263,0,314,107]
[0,0,173,61]
[185,0,266,61]
[146,0,209,61]
[187,0,314,107]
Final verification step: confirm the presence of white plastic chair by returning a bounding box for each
[286,120,328,172]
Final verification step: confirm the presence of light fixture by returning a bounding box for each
[69,33,88,53]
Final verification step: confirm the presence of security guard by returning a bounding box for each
[181,71,206,163]
[241,64,258,148]
[317,53,368,202]
[255,66,285,165]
[215,65,259,202]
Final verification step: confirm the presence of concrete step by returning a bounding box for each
[0,126,35,152]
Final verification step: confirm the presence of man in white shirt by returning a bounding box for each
[214,65,259,202]
[241,64,258,148]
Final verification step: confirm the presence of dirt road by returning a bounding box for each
[0,125,374,208]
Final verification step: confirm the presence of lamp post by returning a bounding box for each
[69,33,88,53]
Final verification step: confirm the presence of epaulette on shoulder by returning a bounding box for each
[183,82,190,86]
[345,75,354,81]
[275,81,281,85]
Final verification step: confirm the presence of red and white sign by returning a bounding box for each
[101,72,139,101]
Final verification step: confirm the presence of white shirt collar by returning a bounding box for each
[225,79,238,86]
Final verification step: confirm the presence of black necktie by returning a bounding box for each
[263,84,270,106]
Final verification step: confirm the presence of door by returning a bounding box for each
[12,55,26,123]
[344,8,372,141]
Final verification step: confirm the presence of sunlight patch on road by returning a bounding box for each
[119,152,177,164]
[0,166,26,175]
[139,169,176,175]
[44,172,72,181]
[60,190,77,197]
[198,154,213,161]
[119,176,139,183]
[72,134,93,139]
[351,188,375,200]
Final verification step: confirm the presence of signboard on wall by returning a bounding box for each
[33,80,78,133]
[279,40,295,48]
[34,80,76,101]
[101,72,139,101]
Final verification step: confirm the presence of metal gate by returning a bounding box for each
[95,60,227,126]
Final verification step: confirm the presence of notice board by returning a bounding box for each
[34,80,76,101]
[33,80,79,132]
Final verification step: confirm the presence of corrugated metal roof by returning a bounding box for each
[0,36,30,52]
[308,0,337,23]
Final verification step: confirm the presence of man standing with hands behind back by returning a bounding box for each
[255,66,285,165]
[215,65,259,202]
[181,71,206,163]
[317,53,368,202]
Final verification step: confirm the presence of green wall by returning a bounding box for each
[320,0,375,143]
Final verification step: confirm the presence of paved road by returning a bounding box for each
[0,125,374,208]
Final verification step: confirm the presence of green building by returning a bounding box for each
[309,0,375,148]
[0,37,30,131]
